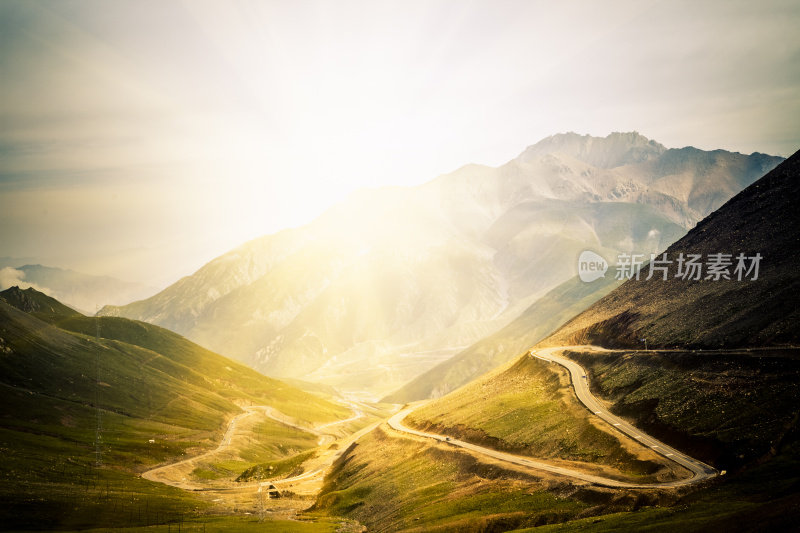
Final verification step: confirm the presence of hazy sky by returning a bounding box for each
[1,0,798,287]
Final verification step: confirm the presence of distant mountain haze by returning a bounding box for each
[383,273,622,403]
[383,139,794,402]
[0,264,156,313]
[100,132,783,397]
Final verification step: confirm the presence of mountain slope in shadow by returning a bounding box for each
[541,148,800,349]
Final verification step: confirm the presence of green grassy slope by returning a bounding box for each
[406,355,676,481]
[515,441,800,533]
[313,426,677,532]
[53,314,349,424]
[188,415,322,483]
[0,290,349,530]
[566,348,800,472]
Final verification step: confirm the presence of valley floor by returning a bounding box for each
[312,345,800,531]
[135,398,392,528]
[30,345,800,532]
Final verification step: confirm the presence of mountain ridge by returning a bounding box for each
[539,147,800,349]
[0,285,81,320]
[374,149,800,531]
[518,131,667,168]
[100,132,784,395]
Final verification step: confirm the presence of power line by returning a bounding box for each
[95,312,103,468]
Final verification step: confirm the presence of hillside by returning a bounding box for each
[383,140,795,402]
[0,287,349,530]
[405,354,682,482]
[380,150,800,531]
[408,150,800,476]
[100,133,782,396]
[540,149,800,349]
[0,285,81,320]
[313,425,669,532]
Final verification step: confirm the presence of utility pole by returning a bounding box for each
[94,311,103,467]
[258,485,265,521]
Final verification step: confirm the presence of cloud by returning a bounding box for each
[0,267,53,295]
[1,0,797,289]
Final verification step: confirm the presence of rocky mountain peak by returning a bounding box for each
[518,131,667,169]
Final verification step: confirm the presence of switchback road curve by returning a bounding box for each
[388,346,718,489]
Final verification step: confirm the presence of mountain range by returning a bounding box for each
[541,148,800,349]
[100,132,783,396]
[318,149,800,531]
[410,148,800,469]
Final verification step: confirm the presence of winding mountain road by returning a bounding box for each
[142,407,261,489]
[388,346,718,489]
[142,401,378,493]
[145,346,719,492]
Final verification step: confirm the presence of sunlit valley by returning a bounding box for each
[2,1,799,532]
[97,133,782,400]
